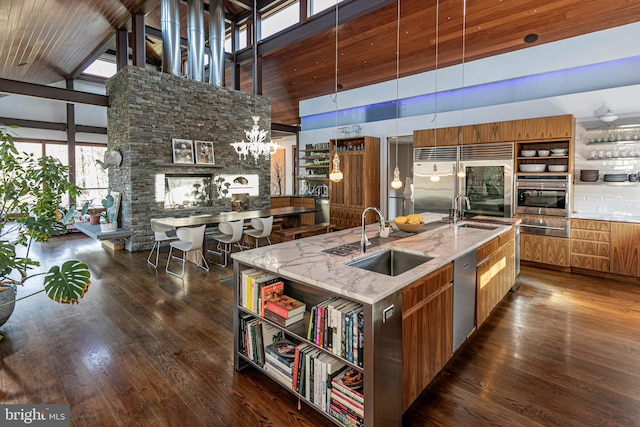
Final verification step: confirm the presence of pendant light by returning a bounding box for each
[457,0,467,179]
[430,0,441,183]
[390,0,403,190]
[329,0,343,183]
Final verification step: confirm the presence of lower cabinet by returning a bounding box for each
[401,263,453,411]
[520,233,570,267]
[570,219,610,273]
[610,222,640,277]
[476,230,516,327]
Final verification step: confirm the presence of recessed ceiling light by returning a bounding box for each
[524,33,538,43]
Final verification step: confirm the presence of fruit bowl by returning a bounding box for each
[394,222,424,233]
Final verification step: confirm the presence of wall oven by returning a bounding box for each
[515,174,571,217]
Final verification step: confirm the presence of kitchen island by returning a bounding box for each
[231,212,516,426]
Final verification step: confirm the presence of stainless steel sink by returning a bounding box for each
[455,222,498,230]
[347,249,433,276]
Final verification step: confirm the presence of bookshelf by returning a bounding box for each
[233,262,403,426]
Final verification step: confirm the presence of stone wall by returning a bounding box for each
[106,66,271,251]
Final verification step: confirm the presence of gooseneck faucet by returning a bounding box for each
[453,194,471,224]
[361,206,385,253]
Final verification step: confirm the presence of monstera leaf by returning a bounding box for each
[0,240,39,279]
[43,261,91,304]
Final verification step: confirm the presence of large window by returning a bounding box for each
[261,2,300,39]
[75,145,109,206]
[309,0,343,16]
[82,58,117,79]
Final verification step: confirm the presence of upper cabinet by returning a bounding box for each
[414,114,575,147]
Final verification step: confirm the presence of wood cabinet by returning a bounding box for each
[329,137,380,230]
[402,263,453,411]
[610,222,640,277]
[570,219,610,272]
[476,229,516,326]
[520,233,570,267]
[413,114,575,148]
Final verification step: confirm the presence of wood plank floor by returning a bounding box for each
[1,233,639,426]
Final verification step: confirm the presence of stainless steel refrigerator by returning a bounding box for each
[413,146,458,214]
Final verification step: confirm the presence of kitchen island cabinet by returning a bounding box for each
[231,213,516,426]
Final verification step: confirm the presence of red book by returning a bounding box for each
[265,295,306,318]
[260,281,284,316]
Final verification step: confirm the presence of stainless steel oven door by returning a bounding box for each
[515,175,570,217]
[519,217,570,238]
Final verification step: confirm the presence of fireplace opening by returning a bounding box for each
[160,174,214,209]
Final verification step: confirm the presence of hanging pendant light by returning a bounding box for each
[329,0,343,183]
[430,0,440,183]
[457,0,467,179]
[390,0,403,190]
[230,0,279,163]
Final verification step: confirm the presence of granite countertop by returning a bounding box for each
[571,212,640,223]
[231,213,511,305]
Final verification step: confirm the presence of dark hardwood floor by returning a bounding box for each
[1,233,639,426]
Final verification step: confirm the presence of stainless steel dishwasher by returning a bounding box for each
[453,249,477,351]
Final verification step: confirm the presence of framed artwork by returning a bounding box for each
[195,140,215,165]
[172,138,194,164]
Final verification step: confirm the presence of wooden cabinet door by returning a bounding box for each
[402,264,453,411]
[477,235,515,326]
[611,222,640,277]
[520,234,569,267]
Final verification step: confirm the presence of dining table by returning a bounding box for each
[152,206,318,229]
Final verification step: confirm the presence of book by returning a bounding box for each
[240,268,259,309]
[265,295,306,318]
[331,367,364,401]
[264,363,293,390]
[265,352,293,376]
[265,339,297,365]
[261,321,284,362]
[292,343,311,392]
[252,274,281,314]
[259,281,284,316]
[263,308,304,327]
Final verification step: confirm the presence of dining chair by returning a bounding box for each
[211,219,245,267]
[244,216,273,248]
[147,218,176,268]
[165,224,209,278]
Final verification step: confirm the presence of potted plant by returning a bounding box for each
[99,194,116,232]
[0,126,91,335]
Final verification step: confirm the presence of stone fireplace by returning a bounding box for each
[106,66,271,251]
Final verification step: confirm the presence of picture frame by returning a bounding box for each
[194,140,216,165]
[172,138,194,164]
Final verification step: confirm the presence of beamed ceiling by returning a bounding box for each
[1,0,639,126]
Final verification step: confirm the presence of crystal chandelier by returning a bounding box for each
[230,115,279,163]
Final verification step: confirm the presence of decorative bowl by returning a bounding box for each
[521,150,536,157]
[394,222,424,233]
[537,150,551,157]
[519,164,546,172]
[551,148,568,155]
[548,165,568,172]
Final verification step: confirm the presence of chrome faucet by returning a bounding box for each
[361,206,385,253]
[453,194,471,224]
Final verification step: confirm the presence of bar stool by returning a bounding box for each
[244,216,273,248]
[147,218,176,268]
[211,219,244,267]
[166,224,209,278]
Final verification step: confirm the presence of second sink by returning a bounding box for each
[347,248,433,276]
[455,222,499,230]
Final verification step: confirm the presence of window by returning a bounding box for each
[82,59,117,79]
[309,0,343,16]
[261,2,300,39]
[75,145,109,206]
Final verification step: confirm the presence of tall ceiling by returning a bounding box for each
[1,0,639,126]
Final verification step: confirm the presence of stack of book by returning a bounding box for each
[329,367,364,426]
[263,339,296,389]
[306,297,364,366]
[240,269,285,316]
[264,294,306,327]
[292,344,348,412]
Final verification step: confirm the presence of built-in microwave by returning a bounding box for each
[515,174,571,217]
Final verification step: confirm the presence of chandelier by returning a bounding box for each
[230,115,279,163]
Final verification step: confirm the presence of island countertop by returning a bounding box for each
[231,212,511,305]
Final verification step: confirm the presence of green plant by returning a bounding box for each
[0,125,91,321]
[100,194,114,223]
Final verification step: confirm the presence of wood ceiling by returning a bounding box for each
[1,0,639,126]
